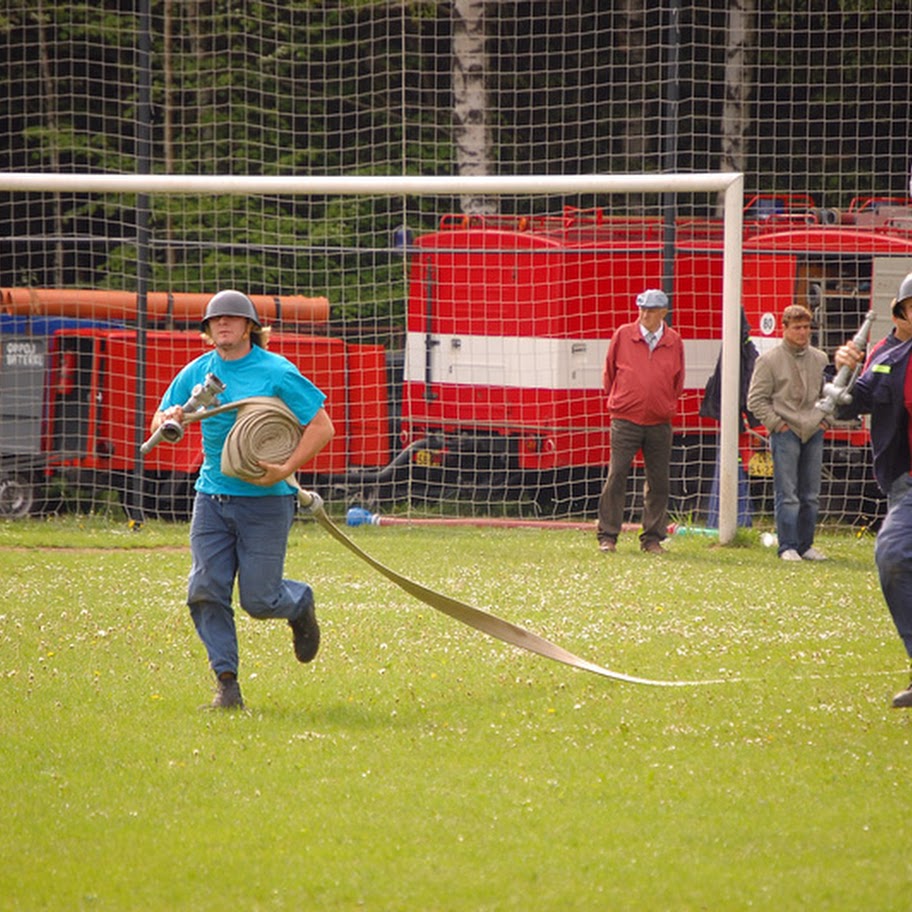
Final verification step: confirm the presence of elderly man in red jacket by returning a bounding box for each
[597,289,686,554]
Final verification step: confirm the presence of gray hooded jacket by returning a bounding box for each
[746,340,829,443]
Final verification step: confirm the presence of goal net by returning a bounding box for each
[1,4,909,536]
[0,174,749,537]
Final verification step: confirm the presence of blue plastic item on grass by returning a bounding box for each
[346,506,379,526]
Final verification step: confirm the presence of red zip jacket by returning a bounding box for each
[603,321,685,425]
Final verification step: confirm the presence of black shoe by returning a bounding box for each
[290,596,320,663]
[892,683,912,708]
[203,675,244,711]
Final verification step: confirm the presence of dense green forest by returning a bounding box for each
[1,1,910,313]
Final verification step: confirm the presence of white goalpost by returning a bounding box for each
[0,171,745,541]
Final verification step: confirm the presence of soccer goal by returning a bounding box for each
[0,171,749,540]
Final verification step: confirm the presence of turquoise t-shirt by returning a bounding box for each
[158,345,327,496]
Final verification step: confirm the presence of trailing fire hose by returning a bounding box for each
[150,396,730,688]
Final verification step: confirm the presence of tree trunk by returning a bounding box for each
[35,0,64,286]
[453,0,496,214]
[619,0,647,167]
[719,0,755,213]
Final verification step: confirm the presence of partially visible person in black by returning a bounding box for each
[699,308,761,432]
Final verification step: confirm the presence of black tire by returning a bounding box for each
[0,475,35,518]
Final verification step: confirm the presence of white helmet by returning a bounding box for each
[892,273,912,317]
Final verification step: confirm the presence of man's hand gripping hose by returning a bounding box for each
[145,395,732,688]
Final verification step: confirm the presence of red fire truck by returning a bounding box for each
[1,194,911,521]
[0,293,390,519]
[393,195,912,519]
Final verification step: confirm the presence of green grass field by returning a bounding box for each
[2,515,911,911]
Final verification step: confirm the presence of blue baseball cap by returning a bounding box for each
[636,289,669,310]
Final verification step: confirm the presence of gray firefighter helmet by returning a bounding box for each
[201,289,262,330]
[893,273,912,318]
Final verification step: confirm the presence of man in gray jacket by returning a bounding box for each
[747,304,830,561]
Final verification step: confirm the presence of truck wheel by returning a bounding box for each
[0,476,35,518]
[146,476,194,521]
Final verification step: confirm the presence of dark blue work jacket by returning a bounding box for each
[843,335,912,495]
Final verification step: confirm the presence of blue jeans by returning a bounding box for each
[187,492,314,676]
[769,427,823,555]
[876,474,912,659]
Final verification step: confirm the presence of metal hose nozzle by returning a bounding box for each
[140,372,226,455]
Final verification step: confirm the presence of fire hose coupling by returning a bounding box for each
[296,489,324,514]
[140,372,226,454]
[816,310,875,415]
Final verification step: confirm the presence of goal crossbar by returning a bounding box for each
[0,171,742,197]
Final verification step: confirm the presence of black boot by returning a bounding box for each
[204,673,244,710]
[892,681,912,708]
[289,596,320,663]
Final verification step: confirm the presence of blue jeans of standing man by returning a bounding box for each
[875,473,912,659]
[187,492,314,677]
[769,427,823,556]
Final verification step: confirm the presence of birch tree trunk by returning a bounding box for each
[719,0,755,212]
[453,0,496,214]
[35,0,64,286]
[619,0,647,168]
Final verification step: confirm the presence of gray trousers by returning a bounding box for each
[597,418,673,543]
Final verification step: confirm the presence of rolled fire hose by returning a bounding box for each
[179,397,729,688]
